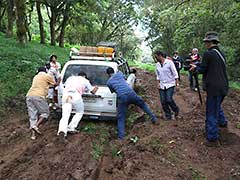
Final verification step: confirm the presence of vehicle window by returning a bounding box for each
[62,64,110,86]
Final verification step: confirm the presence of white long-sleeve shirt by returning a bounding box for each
[155,59,179,90]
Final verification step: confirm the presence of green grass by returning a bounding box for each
[128,60,155,72]
[188,166,206,180]
[0,32,69,112]
[229,81,240,90]
[90,125,110,159]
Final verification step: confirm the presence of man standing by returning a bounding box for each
[57,71,98,138]
[26,67,57,140]
[154,50,179,120]
[190,32,228,146]
[106,67,157,140]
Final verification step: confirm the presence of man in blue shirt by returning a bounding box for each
[106,67,157,139]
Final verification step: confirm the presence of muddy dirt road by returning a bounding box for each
[0,69,240,180]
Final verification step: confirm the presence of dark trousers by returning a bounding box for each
[117,91,157,139]
[189,72,198,89]
[159,87,179,119]
[176,69,181,81]
[206,95,228,141]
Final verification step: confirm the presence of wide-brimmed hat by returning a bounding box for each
[203,31,220,43]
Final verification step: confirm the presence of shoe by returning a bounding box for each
[32,127,42,135]
[30,135,36,140]
[57,132,68,143]
[219,124,228,128]
[163,116,172,121]
[67,128,80,134]
[57,131,67,139]
[152,120,159,125]
[204,140,221,147]
[174,110,179,118]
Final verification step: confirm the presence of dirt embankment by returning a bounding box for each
[0,69,240,180]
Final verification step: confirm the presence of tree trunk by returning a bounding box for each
[36,1,45,44]
[15,0,27,44]
[59,4,70,47]
[6,0,15,37]
[50,6,56,46]
[0,6,6,33]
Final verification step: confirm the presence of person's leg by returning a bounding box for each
[132,92,157,122]
[217,96,228,127]
[68,98,84,131]
[35,97,50,127]
[58,102,72,135]
[193,74,199,90]
[165,87,179,115]
[26,97,38,129]
[159,89,172,119]
[117,96,128,139]
[189,72,193,89]
[206,96,219,141]
[177,69,181,81]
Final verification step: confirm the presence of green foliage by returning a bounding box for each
[91,142,104,159]
[82,122,97,134]
[128,60,155,72]
[111,144,122,158]
[90,124,110,159]
[147,138,166,153]
[0,33,68,108]
[188,165,206,180]
[126,110,139,128]
[237,122,240,129]
[141,0,240,81]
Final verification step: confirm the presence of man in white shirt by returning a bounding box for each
[154,50,179,120]
[57,71,98,138]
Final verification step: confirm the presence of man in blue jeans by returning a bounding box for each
[190,32,228,146]
[154,50,179,120]
[106,67,157,139]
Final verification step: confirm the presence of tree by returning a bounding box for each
[36,1,45,44]
[59,2,70,47]
[15,0,27,44]
[0,0,7,33]
[6,0,14,38]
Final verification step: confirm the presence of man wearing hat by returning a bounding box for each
[190,31,229,146]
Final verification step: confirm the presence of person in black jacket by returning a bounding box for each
[172,51,182,81]
[190,31,229,146]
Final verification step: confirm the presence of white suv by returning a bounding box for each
[54,50,135,120]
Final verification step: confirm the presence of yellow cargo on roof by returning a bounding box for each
[97,46,114,54]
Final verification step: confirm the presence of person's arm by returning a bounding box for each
[47,74,57,86]
[107,81,115,93]
[155,67,161,89]
[85,80,98,94]
[190,52,208,74]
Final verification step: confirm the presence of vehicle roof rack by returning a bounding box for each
[69,46,115,61]
[96,42,117,49]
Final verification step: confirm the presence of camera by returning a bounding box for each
[183,58,192,71]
